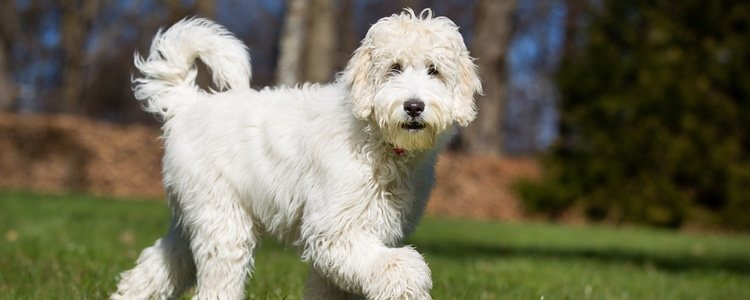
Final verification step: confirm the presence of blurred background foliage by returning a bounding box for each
[518,0,750,229]
[1,0,749,230]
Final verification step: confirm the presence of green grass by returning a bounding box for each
[1,191,749,299]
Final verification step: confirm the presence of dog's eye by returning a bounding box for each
[428,65,439,77]
[389,63,403,74]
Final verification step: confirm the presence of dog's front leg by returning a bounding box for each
[305,235,432,300]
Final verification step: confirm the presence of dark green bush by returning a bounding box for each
[521,0,750,229]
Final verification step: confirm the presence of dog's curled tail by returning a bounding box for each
[133,17,251,120]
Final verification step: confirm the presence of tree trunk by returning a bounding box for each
[302,0,336,83]
[60,0,99,114]
[195,0,216,19]
[460,0,516,155]
[0,0,19,111]
[400,0,419,10]
[0,45,14,111]
[276,0,309,86]
[337,0,358,69]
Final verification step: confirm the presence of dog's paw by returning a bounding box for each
[364,246,432,300]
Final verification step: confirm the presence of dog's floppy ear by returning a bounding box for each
[452,52,483,127]
[341,41,375,120]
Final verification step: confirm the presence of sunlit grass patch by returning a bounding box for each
[1,191,749,299]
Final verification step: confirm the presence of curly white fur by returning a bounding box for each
[112,9,480,300]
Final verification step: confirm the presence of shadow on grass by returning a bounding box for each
[414,240,750,275]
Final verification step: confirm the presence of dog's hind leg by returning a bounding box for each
[111,222,196,300]
[182,188,258,300]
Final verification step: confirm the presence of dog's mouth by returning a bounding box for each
[401,121,426,131]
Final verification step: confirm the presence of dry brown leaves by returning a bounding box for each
[0,113,539,220]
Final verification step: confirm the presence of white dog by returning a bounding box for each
[112,8,481,300]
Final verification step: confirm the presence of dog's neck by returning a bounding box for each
[357,120,447,164]
[358,122,421,164]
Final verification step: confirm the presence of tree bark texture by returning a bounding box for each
[276,0,309,86]
[460,0,517,155]
[302,0,336,82]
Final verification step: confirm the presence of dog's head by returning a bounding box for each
[341,8,482,151]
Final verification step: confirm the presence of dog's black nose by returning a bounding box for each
[403,99,425,117]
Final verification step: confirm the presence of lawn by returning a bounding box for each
[1,191,749,299]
